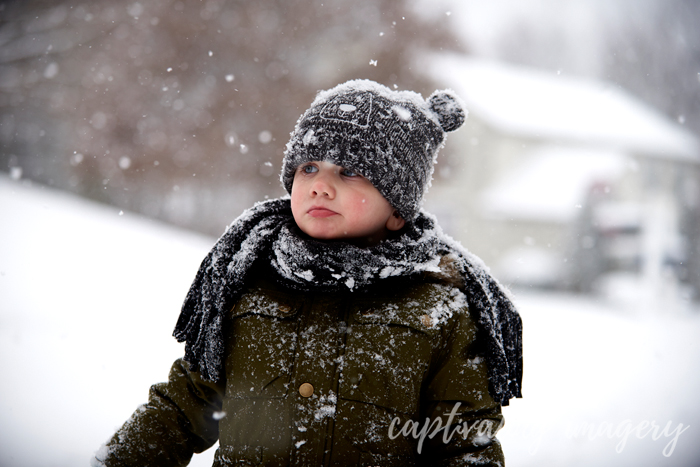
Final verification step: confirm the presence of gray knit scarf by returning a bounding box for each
[173,197,522,405]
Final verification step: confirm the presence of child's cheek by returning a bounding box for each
[289,185,305,221]
[347,196,367,222]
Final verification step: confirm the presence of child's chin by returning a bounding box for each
[299,226,343,242]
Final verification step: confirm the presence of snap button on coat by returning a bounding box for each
[299,382,314,398]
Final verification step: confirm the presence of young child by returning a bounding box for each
[93,80,522,466]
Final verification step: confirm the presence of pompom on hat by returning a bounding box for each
[281,79,466,221]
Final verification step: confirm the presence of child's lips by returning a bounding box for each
[308,207,338,218]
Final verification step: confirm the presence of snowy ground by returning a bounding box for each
[1,174,699,467]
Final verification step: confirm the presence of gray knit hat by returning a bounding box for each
[281,79,466,220]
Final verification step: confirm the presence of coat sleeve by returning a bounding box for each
[419,306,506,467]
[92,358,225,467]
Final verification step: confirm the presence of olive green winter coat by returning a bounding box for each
[95,275,505,466]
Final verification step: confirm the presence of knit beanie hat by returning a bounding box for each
[281,79,466,221]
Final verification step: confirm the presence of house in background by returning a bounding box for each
[423,55,700,299]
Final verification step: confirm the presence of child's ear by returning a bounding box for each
[386,211,405,231]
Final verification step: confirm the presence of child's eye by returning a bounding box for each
[341,168,359,177]
[301,164,318,174]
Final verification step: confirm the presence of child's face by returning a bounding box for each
[291,161,405,246]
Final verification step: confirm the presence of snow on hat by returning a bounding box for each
[281,79,466,220]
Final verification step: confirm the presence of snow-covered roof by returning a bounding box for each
[480,146,627,223]
[425,54,699,161]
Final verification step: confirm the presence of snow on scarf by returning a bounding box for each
[173,197,523,405]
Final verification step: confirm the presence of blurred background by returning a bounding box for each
[1,1,700,466]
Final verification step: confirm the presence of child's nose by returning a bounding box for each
[310,174,335,198]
